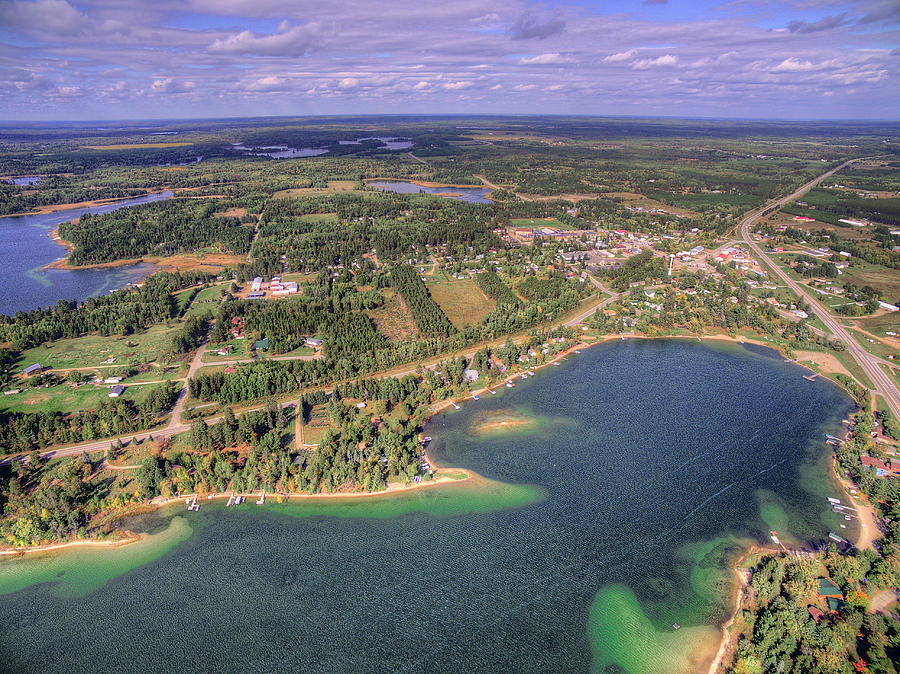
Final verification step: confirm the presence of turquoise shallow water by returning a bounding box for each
[0,340,854,673]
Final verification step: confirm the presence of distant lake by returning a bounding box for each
[0,191,172,316]
[7,176,43,186]
[339,136,413,150]
[369,180,493,203]
[231,144,329,158]
[0,340,854,673]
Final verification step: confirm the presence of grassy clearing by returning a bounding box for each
[426,278,496,328]
[841,262,900,303]
[273,180,358,199]
[846,328,900,360]
[368,289,419,339]
[201,339,253,363]
[298,213,339,225]
[185,285,225,318]
[298,404,332,447]
[510,217,575,230]
[853,311,900,335]
[80,142,192,150]
[0,381,152,415]
[14,324,180,371]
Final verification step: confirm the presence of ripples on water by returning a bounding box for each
[0,340,854,673]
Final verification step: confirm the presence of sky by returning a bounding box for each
[0,0,898,121]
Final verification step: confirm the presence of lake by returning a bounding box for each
[0,340,854,673]
[0,191,172,316]
[369,180,494,203]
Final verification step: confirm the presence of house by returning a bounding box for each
[808,606,825,624]
[224,366,237,374]
[878,301,899,312]
[250,277,263,292]
[816,578,842,599]
[103,377,123,384]
[305,338,323,348]
[23,363,41,375]
[108,384,125,397]
[861,455,900,476]
[254,338,269,352]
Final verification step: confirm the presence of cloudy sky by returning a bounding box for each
[0,0,898,121]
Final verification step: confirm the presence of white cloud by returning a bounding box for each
[151,78,195,94]
[772,57,816,72]
[513,84,537,91]
[247,76,289,92]
[208,24,319,57]
[631,54,678,70]
[519,53,570,65]
[603,50,637,63]
[338,78,359,90]
[443,81,473,90]
[413,80,430,90]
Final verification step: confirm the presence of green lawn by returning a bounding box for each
[425,278,496,328]
[0,381,152,415]
[14,324,181,372]
[185,285,225,317]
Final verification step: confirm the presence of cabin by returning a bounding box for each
[305,337,323,348]
[253,338,269,352]
[816,578,842,599]
[808,606,825,624]
[108,384,126,398]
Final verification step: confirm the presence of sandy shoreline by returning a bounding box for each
[0,532,141,558]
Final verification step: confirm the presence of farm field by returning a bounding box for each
[426,278,496,328]
[0,380,152,415]
[839,261,900,304]
[273,180,358,199]
[13,324,181,371]
[852,311,900,335]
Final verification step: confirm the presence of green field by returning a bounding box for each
[510,217,575,230]
[0,381,152,415]
[14,324,181,372]
[298,213,339,225]
[185,285,225,317]
[840,261,900,304]
[426,278,495,328]
[853,311,900,335]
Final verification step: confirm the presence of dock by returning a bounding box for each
[226,492,235,507]
[803,374,818,381]
[450,401,460,409]
[187,494,199,511]
[256,492,265,505]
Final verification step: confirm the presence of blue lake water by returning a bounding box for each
[369,180,493,203]
[0,340,854,673]
[0,191,172,316]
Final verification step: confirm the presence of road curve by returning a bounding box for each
[737,157,900,420]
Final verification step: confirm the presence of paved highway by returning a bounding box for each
[737,157,900,420]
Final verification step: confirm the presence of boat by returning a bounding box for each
[472,394,479,400]
[828,533,846,543]
[506,382,514,388]
[489,389,496,395]
[423,436,432,442]
[827,497,841,504]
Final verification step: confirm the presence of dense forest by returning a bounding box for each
[59,199,253,264]
[0,270,216,348]
[390,265,455,338]
[0,382,177,452]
